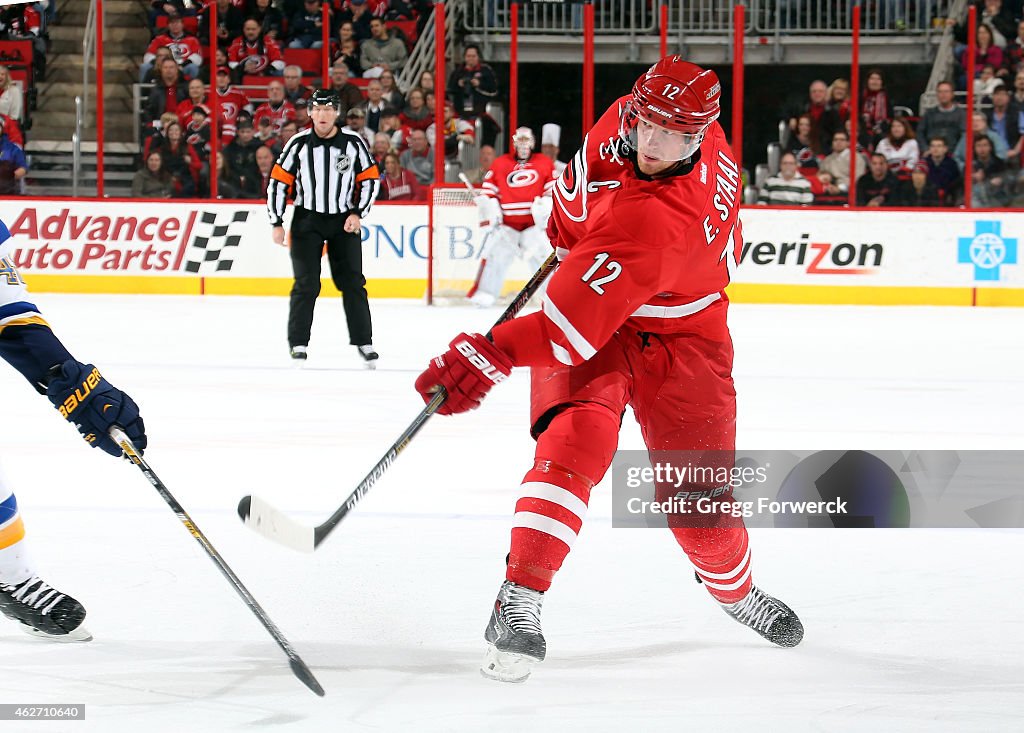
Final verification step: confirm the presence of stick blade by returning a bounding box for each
[289,655,326,697]
[237,495,316,553]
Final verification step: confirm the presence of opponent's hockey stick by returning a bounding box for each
[110,428,325,697]
[237,252,558,553]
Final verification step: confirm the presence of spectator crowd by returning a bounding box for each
[136,0,512,200]
[761,1,1024,208]
[0,1,49,195]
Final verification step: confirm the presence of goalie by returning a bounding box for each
[468,127,556,307]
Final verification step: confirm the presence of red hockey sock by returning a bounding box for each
[507,404,619,592]
[670,524,752,604]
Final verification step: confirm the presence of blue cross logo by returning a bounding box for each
[958,221,1017,281]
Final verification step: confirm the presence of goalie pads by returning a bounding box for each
[519,224,554,301]
[475,195,502,228]
[469,225,519,302]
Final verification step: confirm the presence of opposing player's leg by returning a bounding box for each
[482,338,629,682]
[0,463,90,642]
[287,212,325,358]
[630,323,802,647]
[467,225,520,307]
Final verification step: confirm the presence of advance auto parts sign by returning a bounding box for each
[1,201,431,282]
[5,206,255,275]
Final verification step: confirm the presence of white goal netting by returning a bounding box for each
[428,184,538,304]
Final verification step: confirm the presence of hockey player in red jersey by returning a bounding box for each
[415,57,803,682]
[467,127,556,307]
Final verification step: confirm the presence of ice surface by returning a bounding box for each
[0,295,1022,732]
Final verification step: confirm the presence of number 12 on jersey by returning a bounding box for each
[580,252,622,295]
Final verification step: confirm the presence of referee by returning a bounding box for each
[267,88,382,367]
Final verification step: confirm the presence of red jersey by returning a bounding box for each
[381,169,423,201]
[215,86,253,144]
[176,98,211,130]
[228,35,285,76]
[144,32,202,67]
[253,101,296,137]
[481,153,555,231]
[492,97,743,369]
[0,114,23,147]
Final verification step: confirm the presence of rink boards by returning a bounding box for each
[2,199,1022,306]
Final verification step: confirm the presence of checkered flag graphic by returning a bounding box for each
[184,210,250,273]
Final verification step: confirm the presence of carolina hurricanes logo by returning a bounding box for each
[242,54,269,74]
[221,102,238,120]
[555,134,589,222]
[507,169,540,187]
[169,42,191,63]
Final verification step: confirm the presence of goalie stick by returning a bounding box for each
[110,428,325,697]
[237,252,558,553]
[457,171,479,196]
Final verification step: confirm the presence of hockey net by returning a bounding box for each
[427,184,537,305]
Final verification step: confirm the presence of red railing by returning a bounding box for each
[82,1,990,213]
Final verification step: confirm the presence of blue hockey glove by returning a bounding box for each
[45,360,147,457]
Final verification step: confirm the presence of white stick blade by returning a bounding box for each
[239,495,316,553]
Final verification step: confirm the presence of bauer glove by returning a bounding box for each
[45,359,147,457]
[415,333,513,415]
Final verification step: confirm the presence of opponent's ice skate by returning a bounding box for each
[481,580,546,683]
[290,345,308,361]
[0,576,91,642]
[357,344,378,369]
[721,585,804,648]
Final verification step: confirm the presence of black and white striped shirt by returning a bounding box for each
[267,127,380,226]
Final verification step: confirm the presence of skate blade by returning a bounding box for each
[362,361,377,370]
[21,624,93,643]
[480,644,537,683]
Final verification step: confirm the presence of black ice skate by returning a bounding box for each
[481,580,546,683]
[357,344,378,369]
[0,576,91,642]
[721,586,804,648]
[290,345,308,361]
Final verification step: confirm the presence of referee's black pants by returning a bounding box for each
[287,208,372,348]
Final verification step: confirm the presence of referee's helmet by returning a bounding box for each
[310,88,341,113]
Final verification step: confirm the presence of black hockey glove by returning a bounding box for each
[45,359,147,457]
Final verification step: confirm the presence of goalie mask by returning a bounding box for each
[511,127,536,161]
[619,56,721,163]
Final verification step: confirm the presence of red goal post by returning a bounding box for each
[427,184,543,305]
[427,184,477,305]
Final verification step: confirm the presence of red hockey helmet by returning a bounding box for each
[619,56,722,163]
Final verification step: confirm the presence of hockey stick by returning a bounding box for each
[110,428,325,697]
[238,252,558,553]
[457,171,479,196]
